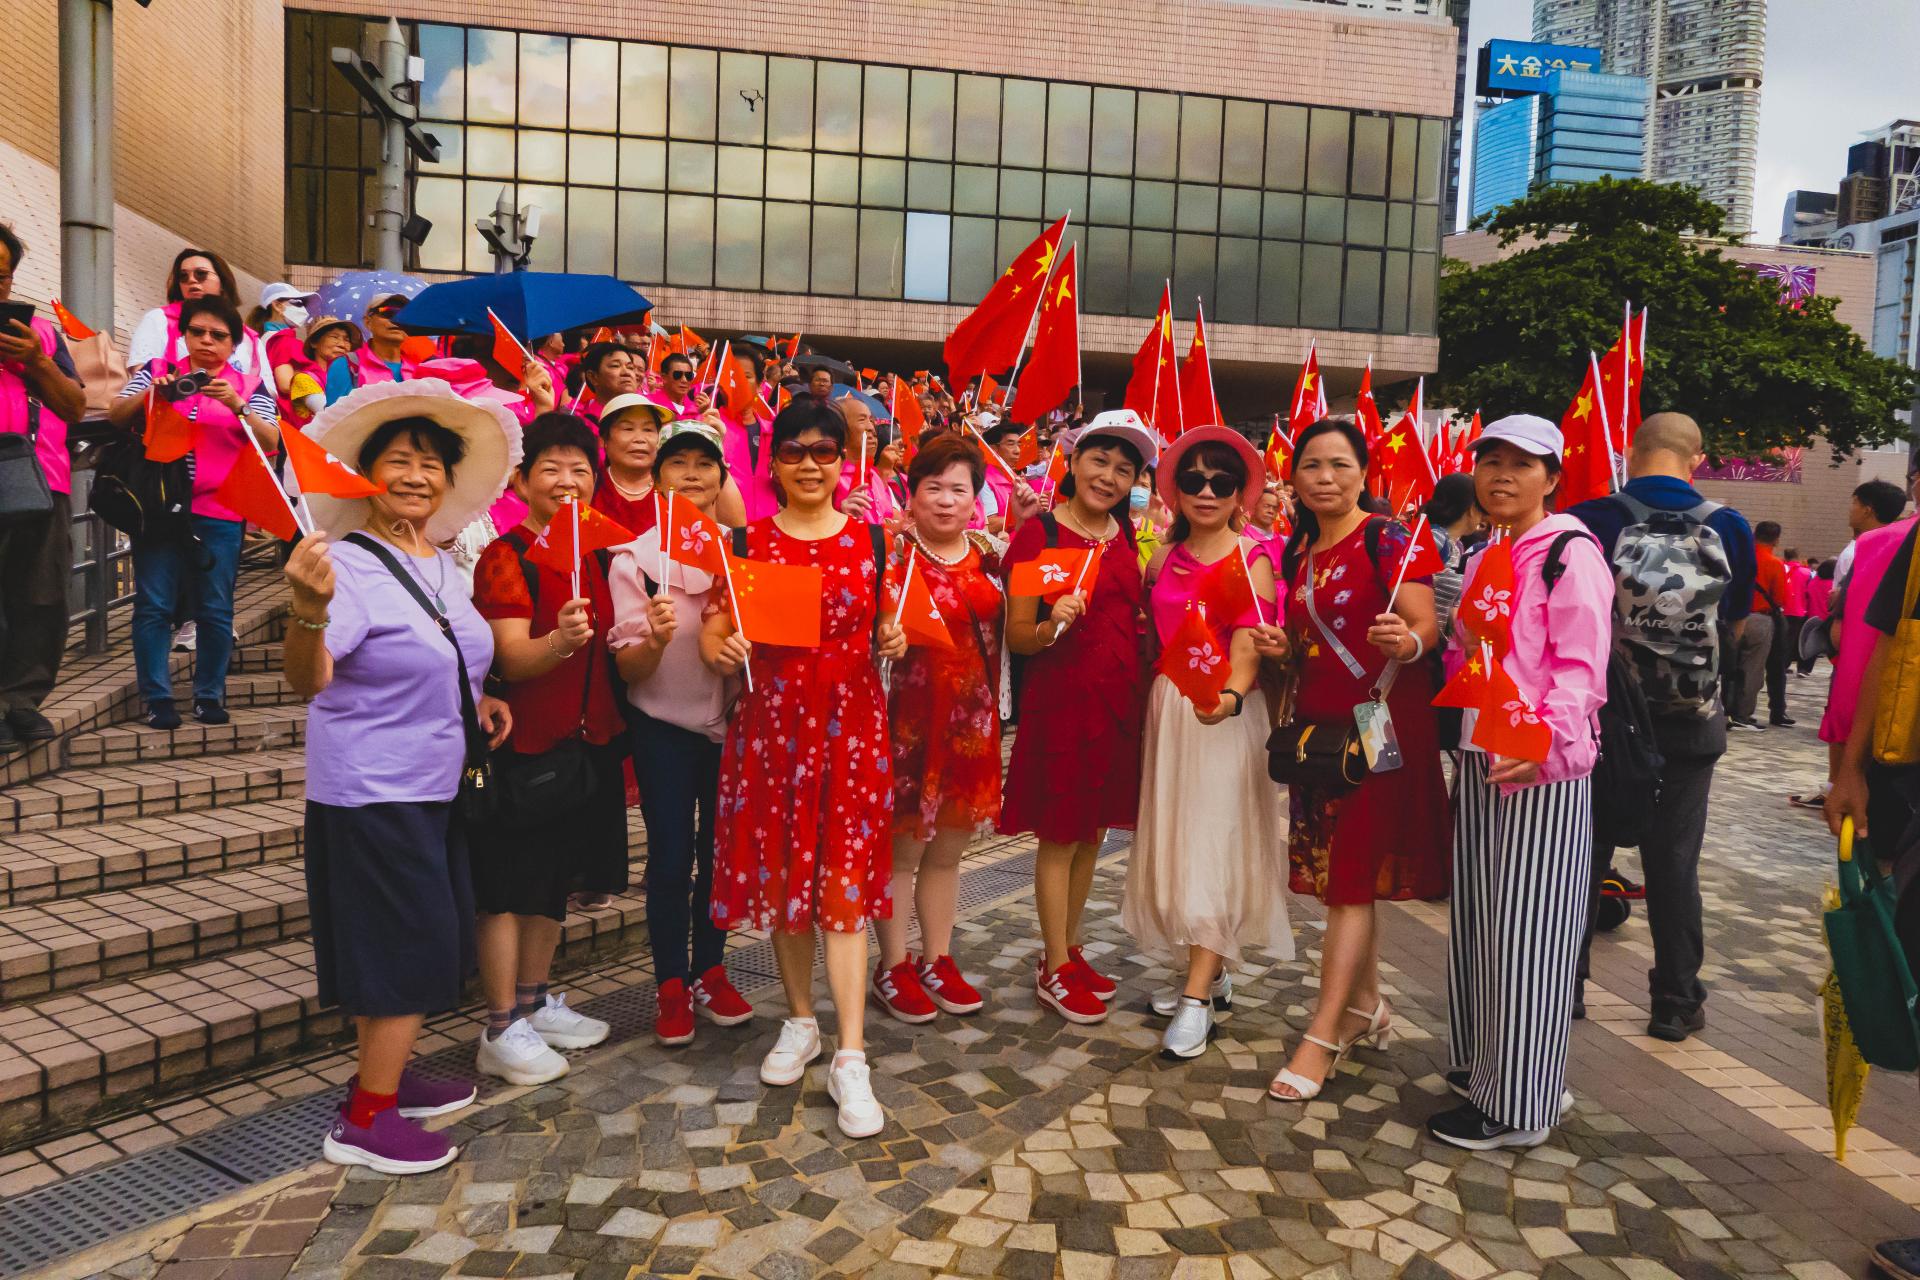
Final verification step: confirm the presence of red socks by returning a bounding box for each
[347,1085,397,1128]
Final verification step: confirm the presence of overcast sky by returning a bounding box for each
[1457,0,1920,239]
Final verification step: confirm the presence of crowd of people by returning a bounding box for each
[1,228,1913,1194]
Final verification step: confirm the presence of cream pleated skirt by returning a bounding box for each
[1121,676,1294,966]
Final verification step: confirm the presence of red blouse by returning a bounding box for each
[590,471,660,542]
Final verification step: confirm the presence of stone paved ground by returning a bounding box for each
[52,678,1920,1279]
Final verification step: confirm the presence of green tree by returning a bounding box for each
[1438,177,1913,459]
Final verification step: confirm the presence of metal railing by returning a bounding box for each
[64,429,135,655]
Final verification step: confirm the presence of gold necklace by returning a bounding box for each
[1059,505,1118,544]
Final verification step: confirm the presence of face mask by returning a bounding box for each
[1129,488,1150,513]
[283,303,309,327]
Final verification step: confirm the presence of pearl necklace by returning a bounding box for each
[605,471,653,501]
[911,531,970,566]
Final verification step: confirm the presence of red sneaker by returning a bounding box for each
[919,954,984,1015]
[872,958,939,1023]
[656,978,695,1046]
[690,965,753,1026]
[1068,946,1117,1000]
[1037,960,1108,1024]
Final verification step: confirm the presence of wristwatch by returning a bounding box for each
[1223,688,1245,717]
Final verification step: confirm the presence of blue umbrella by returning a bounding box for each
[393,272,652,342]
[308,271,425,337]
[829,383,892,424]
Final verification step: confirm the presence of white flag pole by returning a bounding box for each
[1384,513,1430,615]
[892,544,917,630]
[718,550,755,694]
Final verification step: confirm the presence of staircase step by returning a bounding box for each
[0,875,652,1147]
[0,751,306,835]
[0,798,306,908]
[215,672,304,708]
[0,862,312,1002]
[65,706,306,768]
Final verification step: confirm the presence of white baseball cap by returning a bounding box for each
[1077,409,1161,466]
[258,282,317,309]
[1474,414,1564,462]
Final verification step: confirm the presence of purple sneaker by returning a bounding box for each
[345,1070,476,1119]
[322,1105,458,1175]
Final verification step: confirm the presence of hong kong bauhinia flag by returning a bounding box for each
[1158,605,1232,708]
[1008,547,1098,601]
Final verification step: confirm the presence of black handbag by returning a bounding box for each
[88,426,192,542]
[344,533,499,824]
[0,401,53,527]
[1265,716,1367,791]
[488,532,603,825]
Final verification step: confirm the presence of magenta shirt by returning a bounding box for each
[1149,539,1274,645]
[0,316,71,495]
[1783,561,1812,617]
[140,358,262,522]
[1820,517,1916,746]
[721,409,781,521]
[834,466,900,525]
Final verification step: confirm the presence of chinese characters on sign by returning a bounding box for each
[1477,40,1605,98]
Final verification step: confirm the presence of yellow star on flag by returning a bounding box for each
[1573,390,1592,420]
[1032,241,1055,279]
[1385,431,1406,453]
[1300,370,1317,393]
[1055,275,1072,305]
[1466,655,1483,676]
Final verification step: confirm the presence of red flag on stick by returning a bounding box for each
[1558,353,1614,508]
[211,441,300,541]
[1470,656,1553,762]
[1178,301,1224,431]
[1264,417,1293,481]
[488,308,528,381]
[525,498,634,577]
[1433,645,1494,709]
[944,215,1068,386]
[1194,547,1257,624]
[143,390,198,463]
[281,424,382,498]
[50,299,95,342]
[1007,246,1080,425]
[1008,548,1097,601]
[1288,343,1328,438]
[891,548,955,651]
[1123,285,1182,443]
[658,497,727,576]
[725,553,823,648]
[1353,358,1384,452]
[1157,605,1232,709]
[1460,537,1516,658]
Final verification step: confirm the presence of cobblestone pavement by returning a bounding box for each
[56,679,1920,1280]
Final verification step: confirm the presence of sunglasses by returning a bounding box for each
[176,268,214,283]
[368,302,406,317]
[183,324,233,342]
[1176,470,1242,498]
[665,368,693,379]
[774,439,845,466]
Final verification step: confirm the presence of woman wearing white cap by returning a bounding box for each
[1433,413,1612,1152]
[281,379,520,1175]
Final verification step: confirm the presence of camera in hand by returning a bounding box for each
[159,369,212,401]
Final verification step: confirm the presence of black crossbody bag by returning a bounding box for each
[490,530,601,825]
[344,533,498,824]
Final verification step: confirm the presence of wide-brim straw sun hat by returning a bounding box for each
[303,378,522,543]
[1156,425,1266,517]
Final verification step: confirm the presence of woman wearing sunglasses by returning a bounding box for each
[126,248,258,376]
[323,293,425,405]
[701,399,907,1139]
[1124,428,1292,1059]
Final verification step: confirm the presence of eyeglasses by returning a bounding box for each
[176,268,214,283]
[774,439,845,466]
[183,324,233,342]
[665,368,693,380]
[1176,470,1242,498]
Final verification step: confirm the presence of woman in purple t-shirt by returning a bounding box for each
[283,380,519,1178]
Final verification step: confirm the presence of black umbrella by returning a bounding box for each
[791,354,857,384]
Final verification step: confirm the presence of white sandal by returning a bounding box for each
[1342,999,1393,1052]
[1268,1033,1344,1102]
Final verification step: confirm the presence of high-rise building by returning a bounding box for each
[1779,190,1837,246]
[1467,65,1644,221]
[1469,96,1542,219]
[1532,0,1766,236]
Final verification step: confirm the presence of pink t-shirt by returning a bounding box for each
[1149,539,1274,645]
[0,316,72,495]
[720,409,780,521]
[1820,517,1917,745]
[834,465,899,525]
[173,360,261,522]
[1783,561,1812,617]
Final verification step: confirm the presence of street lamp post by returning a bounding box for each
[476,188,540,273]
[331,17,439,271]
[57,0,115,331]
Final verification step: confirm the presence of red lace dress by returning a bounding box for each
[711,518,893,934]
[1282,517,1450,905]
[887,536,1005,840]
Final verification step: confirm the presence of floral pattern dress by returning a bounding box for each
[712,518,893,933]
[887,535,1005,840]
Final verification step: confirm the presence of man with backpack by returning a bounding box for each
[1568,413,1757,1042]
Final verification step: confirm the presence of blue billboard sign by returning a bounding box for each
[1477,40,1603,97]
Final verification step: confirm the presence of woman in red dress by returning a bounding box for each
[1268,417,1449,1103]
[701,399,907,1140]
[1002,410,1159,1026]
[871,436,1005,1025]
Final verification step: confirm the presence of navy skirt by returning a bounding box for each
[305,799,475,1018]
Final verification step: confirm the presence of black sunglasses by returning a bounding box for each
[1176,470,1242,498]
[774,439,844,466]
[665,368,693,379]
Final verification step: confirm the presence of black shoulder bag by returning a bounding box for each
[344,533,499,824]
[491,530,602,825]
[0,400,53,527]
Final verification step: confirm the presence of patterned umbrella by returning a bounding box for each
[308,271,426,337]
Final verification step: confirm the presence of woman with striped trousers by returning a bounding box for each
[1434,415,1613,1151]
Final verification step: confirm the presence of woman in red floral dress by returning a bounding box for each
[870,436,1005,1025]
[700,399,906,1140]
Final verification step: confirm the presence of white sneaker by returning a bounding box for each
[759,1017,821,1086]
[476,1019,569,1086]
[828,1051,885,1138]
[527,992,609,1050]
[172,622,197,653]
[1161,997,1214,1059]
[1151,970,1233,1016]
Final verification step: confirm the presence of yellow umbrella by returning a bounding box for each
[1819,962,1869,1161]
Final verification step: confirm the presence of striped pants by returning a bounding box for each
[1446,752,1593,1132]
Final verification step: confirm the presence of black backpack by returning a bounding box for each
[86,430,193,542]
[1544,530,1664,850]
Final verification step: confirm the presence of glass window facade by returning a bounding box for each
[286,12,1445,335]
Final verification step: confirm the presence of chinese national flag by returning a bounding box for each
[1287,343,1328,438]
[1460,538,1516,657]
[1372,412,1433,514]
[211,443,300,541]
[1157,605,1233,709]
[1433,646,1494,709]
[680,326,704,352]
[1194,547,1257,624]
[892,554,955,650]
[281,423,382,498]
[50,299,95,342]
[1178,302,1224,431]
[143,391,198,463]
[590,326,617,345]
[647,334,668,375]
[1352,359,1383,450]
[1558,355,1613,508]
[1007,246,1080,424]
[978,374,999,408]
[725,554,823,648]
[657,494,727,576]
[944,215,1068,385]
[1596,309,1643,455]
[1452,410,1483,475]
[1044,441,1068,491]
[488,309,527,381]
[715,345,763,422]
[1009,547,1097,601]
[783,333,803,360]
[1264,417,1293,481]
[1470,656,1553,762]
[1123,286,1183,443]
[891,378,927,462]
[526,499,635,577]
[1427,419,1450,479]
[1013,426,1040,469]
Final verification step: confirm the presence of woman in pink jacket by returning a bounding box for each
[1433,415,1612,1154]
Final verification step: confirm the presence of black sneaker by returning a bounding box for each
[1769,715,1797,728]
[193,700,230,726]
[1600,872,1645,900]
[0,719,20,753]
[1426,1100,1550,1151]
[1647,1007,1706,1042]
[1729,717,1765,732]
[145,699,182,731]
[1444,1071,1575,1119]
[6,708,54,745]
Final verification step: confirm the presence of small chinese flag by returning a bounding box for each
[1178,301,1224,432]
[1013,426,1039,469]
[891,552,955,651]
[891,377,927,448]
[525,498,635,577]
[1452,410,1483,475]
[725,554,823,647]
[1433,647,1493,709]
[776,384,793,413]
[680,326,704,352]
[860,367,879,386]
[1194,547,1257,624]
[1264,417,1292,481]
[648,333,668,375]
[488,308,527,381]
[1470,657,1553,762]
[944,215,1067,386]
[1558,354,1613,508]
[658,496,727,576]
[1008,547,1097,601]
[1352,358,1383,450]
[715,346,764,422]
[1007,245,1080,425]
[143,390,198,463]
[1372,394,1434,515]
[1288,343,1328,438]
[784,333,803,360]
[1158,605,1232,709]
[50,299,95,342]
[978,374,999,408]
[211,443,300,541]
[1460,538,1516,657]
[1044,442,1068,491]
[281,423,382,498]
[1124,286,1183,443]
[590,326,617,345]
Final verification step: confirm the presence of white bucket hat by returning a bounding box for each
[302,379,522,542]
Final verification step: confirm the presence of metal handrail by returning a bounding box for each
[63,422,135,655]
